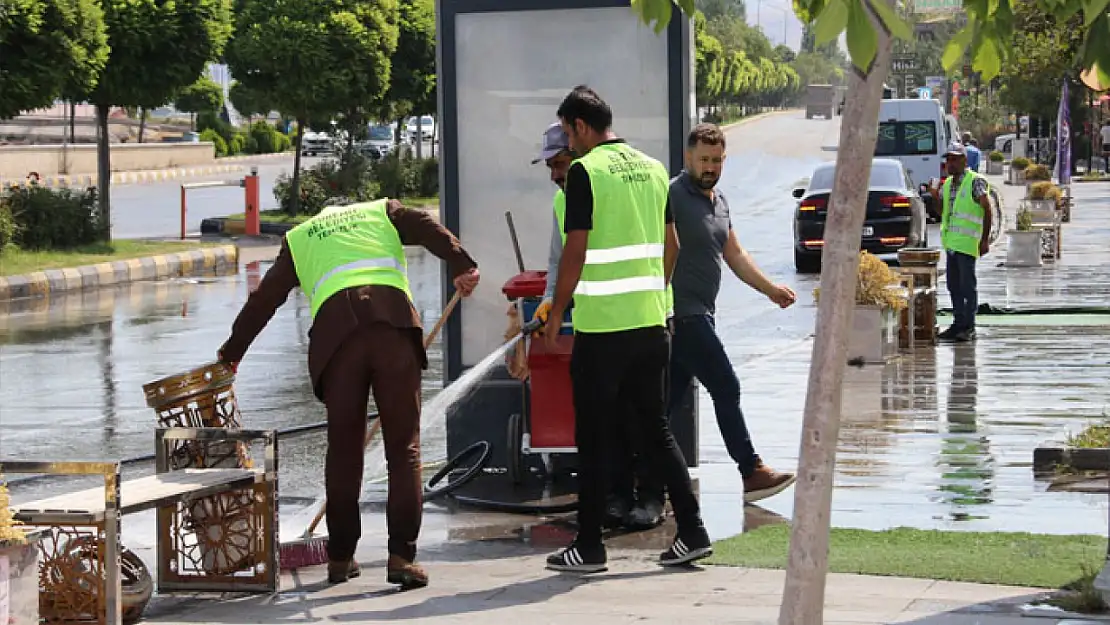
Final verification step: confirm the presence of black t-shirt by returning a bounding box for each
[563,139,674,233]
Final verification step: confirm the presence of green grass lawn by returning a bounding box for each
[708,525,1106,588]
[1,240,223,276]
[226,196,440,225]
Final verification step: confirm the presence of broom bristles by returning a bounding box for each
[280,534,329,570]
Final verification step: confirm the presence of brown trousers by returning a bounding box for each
[320,322,422,563]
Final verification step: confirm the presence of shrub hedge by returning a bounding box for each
[274,153,438,216]
[0,184,102,252]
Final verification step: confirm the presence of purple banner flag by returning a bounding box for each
[1057,79,1071,184]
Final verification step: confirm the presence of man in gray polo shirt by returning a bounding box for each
[667,123,797,503]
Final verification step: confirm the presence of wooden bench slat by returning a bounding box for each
[14,468,263,518]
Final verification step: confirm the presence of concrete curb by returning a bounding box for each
[218,152,293,163]
[0,244,238,302]
[721,108,801,131]
[1,165,246,189]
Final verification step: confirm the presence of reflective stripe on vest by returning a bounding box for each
[940,172,987,258]
[285,199,412,318]
[584,243,663,265]
[570,142,669,333]
[577,275,666,296]
[307,256,405,302]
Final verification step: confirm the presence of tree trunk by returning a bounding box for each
[415,116,423,160]
[290,118,306,216]
[345,110,356,161]
[777,2,894,624]
[138,107,147,144]
[191,112,196,131]
[95,104,112,241]
[395,117,405,157]
[69,101,76,142]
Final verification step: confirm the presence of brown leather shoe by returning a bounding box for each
[327,559,361,584]
[386,554,428,590]
[743,463,796,503]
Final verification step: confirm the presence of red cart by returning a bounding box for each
[501,270,576,484]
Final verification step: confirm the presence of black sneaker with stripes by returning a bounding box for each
[659,530,712,566]
[545,542,607,573]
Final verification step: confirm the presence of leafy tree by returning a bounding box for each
[75,0,233,238]
[695,12,727,107]
[227,0,400,215]
[176,76,225,130]
[377,0,435,152]
[707,13,775,62]
[228,80,272,120]
[999,0,1086,123]
[791,51,844,88]
[695,0,745,20]
[0,0,108,120]
[774,44,797,63]
[633,1,1110,624]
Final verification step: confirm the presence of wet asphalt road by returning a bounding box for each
[3,111,1110,542]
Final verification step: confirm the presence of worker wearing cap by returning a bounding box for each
[961,131,982,173]
[930,141,992,342]
[217,199,480,588]
[531,122,661,531]
[543,85,711,573]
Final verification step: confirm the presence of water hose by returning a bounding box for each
[423,441,493,502]
[939,303,1110,316]
[448,493,578,515]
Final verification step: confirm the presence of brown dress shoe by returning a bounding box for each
[386,554,428,590]
[743,463,797,503]
[327,559,361,584]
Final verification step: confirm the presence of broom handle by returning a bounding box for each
[305,291,463,535]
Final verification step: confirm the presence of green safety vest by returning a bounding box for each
[553,189,566,244]
[570,142,670,333]
[940,172,987,258]
[286,199,411,318]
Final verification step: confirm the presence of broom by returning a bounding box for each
[280,291,463,569]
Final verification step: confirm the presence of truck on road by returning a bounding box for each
[805,84,835,119]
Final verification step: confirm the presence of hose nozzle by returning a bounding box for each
[520,316,544,336]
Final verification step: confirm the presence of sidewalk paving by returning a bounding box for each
[143,553,1060,625]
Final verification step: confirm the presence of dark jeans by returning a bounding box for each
[570,326,703,546]
[946,250,978,332]
[666,314,761,476]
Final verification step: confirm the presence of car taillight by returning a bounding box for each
[799,197,827,211]
[880,194,912,212]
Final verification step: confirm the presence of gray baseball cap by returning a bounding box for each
[532,122,570,164]
[944,140,966,157]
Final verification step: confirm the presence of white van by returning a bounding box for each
[874,98,955,190]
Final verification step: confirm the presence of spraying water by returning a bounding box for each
[361,333,524,480]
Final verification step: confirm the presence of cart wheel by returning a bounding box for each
[506,412,524,485]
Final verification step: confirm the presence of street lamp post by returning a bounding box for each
[758,2,790,46]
